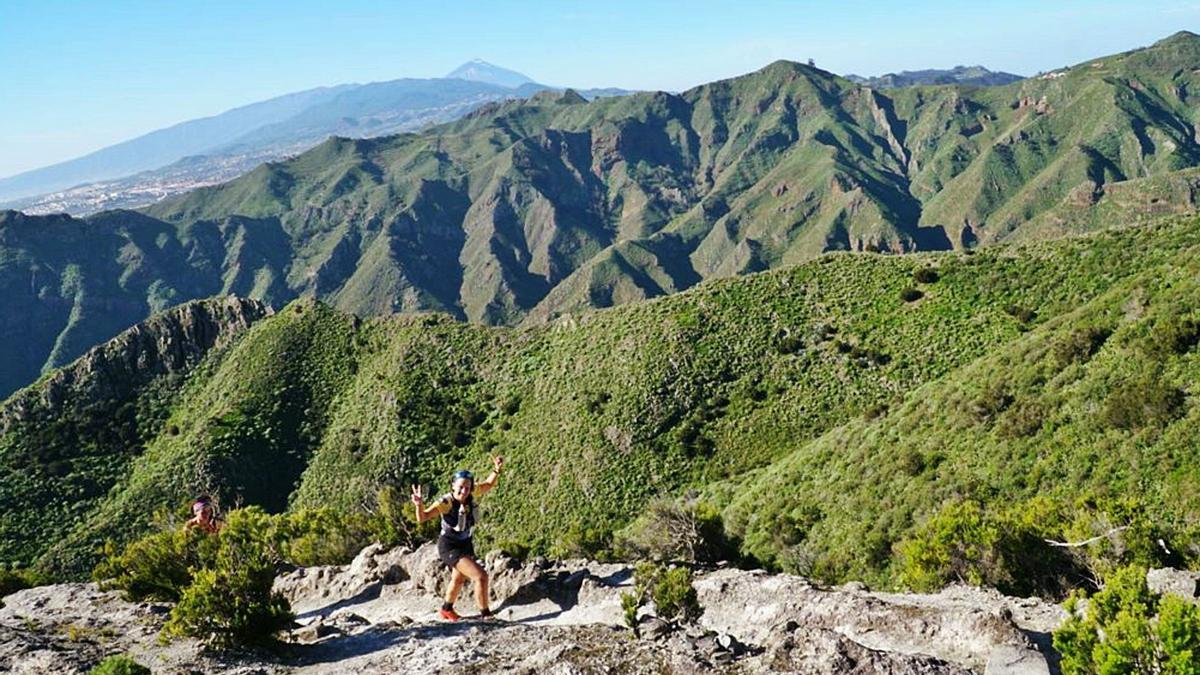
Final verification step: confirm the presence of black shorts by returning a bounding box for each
[437,536,476,569]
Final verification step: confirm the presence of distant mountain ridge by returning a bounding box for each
[1,32,1200,402]
[845,65,1023,88]
[0,61,629,212]
[446,58,537,88]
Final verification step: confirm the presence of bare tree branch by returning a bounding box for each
[1044,526,1129,548]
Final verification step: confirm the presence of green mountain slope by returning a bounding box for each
[3,33,1200,403]
[7,211,1200,579]
[727,219,1200,585]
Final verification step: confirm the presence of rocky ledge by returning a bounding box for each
[7,542,1196,674]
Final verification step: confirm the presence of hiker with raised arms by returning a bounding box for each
[411,455,504,621]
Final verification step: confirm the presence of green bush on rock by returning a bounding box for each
[89,655,151,675]
[1054,565,1200,674]
[94,526,219,602]
[629,562,701,623]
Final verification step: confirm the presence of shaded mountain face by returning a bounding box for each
[845,65,1023,89]
[2,32,1200,401]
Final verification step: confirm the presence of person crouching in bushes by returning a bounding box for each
[411,455,504,621]
[184,495,223,534]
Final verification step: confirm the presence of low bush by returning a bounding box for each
[614,497,735,563]
[913,268,940,284]
[1054,565,1200,674]
[621,590,641,633]
[897,497,1187,598]
[1052,326,1112,366]
[0,567,49,599]
[1102,375,1186,430]
[161,508,293,647]
[632,562,701,623]
[89,655,150,675]
[552,521,612,560]
[1004,304,1036,323]
[94,526,218,602]
[995,399,1046,439]
[1147,314,1200,356]
[896,499,1086,598]
[900,288,924,302]
[278,507,375,567]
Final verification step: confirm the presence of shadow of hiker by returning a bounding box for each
[296,581,384,621]
[285,620,509,666]
[1023,629,1063,675]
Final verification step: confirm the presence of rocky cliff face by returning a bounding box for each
[1,296,270,431]
[0,542,1089,674]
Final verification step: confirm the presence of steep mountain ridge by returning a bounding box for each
[6,208,1200,579]
[2,34,1200,402]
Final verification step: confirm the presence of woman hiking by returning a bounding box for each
[411,455,504,621]
[184,495,222,534]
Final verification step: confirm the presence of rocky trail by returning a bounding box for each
[10,541,1192,674]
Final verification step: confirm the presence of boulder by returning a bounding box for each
[1147,568,1200,601]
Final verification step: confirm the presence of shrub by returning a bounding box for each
[1052,326,1111,366]
[162,508,293,646]
[1102,376,1186,430]
[0,568,48,599]
[1005,305,1036,323]
[970,383,1014,424]
[1054,565,1200,674]
[1148,315,1200,356]
[896,499,1082,597]
[776,332,805,355]
[279,507,374,567]
[900,288,924,302]
[94,526,219,602]
[90,655,150,675]
[631,562,701,623]
[1061,497,1182,583]
[621,590,641,633]
[370,485,437,548]
[614,497,735,563]
[913,268,940,284]
[553,521,612,560]
[995,399,1046,439]
[899,450,926,477]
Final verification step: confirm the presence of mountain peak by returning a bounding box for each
[1152,30,1200,48]
[445,60,535,88]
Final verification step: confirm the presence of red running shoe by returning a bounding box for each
[439,607,461,622]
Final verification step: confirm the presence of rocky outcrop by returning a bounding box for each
[1,543,1070,673]
[0,296,269,432]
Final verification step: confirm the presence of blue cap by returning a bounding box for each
[453,470,474,482]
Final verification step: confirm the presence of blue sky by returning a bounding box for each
[1,0,1197,177]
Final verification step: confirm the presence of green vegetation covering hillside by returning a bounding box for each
[4,33,1200,403]
[5,211,1200,588]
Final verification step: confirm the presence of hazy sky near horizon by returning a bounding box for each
[1,0,1197,178]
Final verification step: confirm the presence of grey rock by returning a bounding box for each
[1147,568,1200,601]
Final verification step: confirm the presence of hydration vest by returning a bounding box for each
[439,494,475,541]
